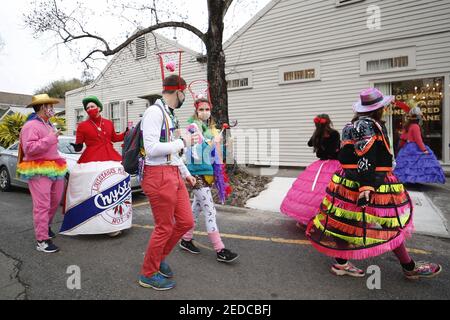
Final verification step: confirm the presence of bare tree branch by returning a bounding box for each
[102,21,206,57]
[25,1,206,63]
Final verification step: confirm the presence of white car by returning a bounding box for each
[0,136,140,192]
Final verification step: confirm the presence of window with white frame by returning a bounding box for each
[226,71,253,90]
[360,47,416,75]
[135,36,146,59]
[108,101,127,133]
[73,108,85,135]
[75,108,85,125]
[279,62,321,85]
[335,0,365,7]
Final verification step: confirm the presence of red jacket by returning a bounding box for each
[75,117,125,164]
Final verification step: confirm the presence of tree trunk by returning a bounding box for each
[206,0,229,127]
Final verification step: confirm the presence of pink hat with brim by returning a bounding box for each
[353,88,394,113]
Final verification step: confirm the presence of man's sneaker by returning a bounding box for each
[48,228,56,239]
[403,261,442,280]
[331,261,365,277]
[180,240,200,254]
[36,240,59,253]
[217,249,239,263]
[139,273,176,291]
[159,261,174,278]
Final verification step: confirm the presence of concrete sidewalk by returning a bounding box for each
[244,167,450,239]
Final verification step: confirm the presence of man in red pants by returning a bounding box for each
[138,75,199,290]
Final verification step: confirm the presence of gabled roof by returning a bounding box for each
[223,0,281,50]
[0,91,32,106]
[0,91,65,108]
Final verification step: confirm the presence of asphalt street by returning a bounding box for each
[1,189,449,300]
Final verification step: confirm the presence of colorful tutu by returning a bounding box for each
[17,159,68,181]
[394,143,446,184]
[306,171,414,260]
[280,160,341,225]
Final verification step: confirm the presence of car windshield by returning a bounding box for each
[58,138,81,154]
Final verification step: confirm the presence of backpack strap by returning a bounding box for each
[154,104,172,163]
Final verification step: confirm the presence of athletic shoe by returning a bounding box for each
[139,273,176,291]
[180,239,200,254]
[403,261,442,280]
[36,240,59,253]
[331,261,365,277]
[217,249,239,263]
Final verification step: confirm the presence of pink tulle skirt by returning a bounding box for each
[280,160,341,225]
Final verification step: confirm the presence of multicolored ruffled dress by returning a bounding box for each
[280,131,342,225]
[306,117,414,260]
[394,123,446,184]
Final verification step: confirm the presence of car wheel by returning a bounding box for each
[0,167,12,192]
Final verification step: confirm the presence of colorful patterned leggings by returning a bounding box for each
[182,187,225,252]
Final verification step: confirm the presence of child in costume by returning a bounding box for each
[280,114,341,226]
[306,88,442,280]
[394,106,446,184]
[17,94,67,253]
[179,80,238,263]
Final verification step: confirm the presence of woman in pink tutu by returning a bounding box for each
[280,114,341,226]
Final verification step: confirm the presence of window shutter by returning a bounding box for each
[119,101,127,133]
[104,103,110,120]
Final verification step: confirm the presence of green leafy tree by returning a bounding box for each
[34,78,92,99]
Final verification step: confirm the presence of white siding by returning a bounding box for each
[225,0,450,66]
[65,0,450,168]
[225,0,450,167]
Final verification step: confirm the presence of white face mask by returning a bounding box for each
[198,111,211,121]
[44,105,55,118]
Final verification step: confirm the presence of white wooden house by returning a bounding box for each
[66,0,450,170]
[65,34,207,138]
[223,0,450,170]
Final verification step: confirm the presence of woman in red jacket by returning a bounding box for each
[394,106,446,184]
[63,96,131,238]
[73,96,126,163]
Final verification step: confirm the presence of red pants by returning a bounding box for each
[140,166,194,277]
